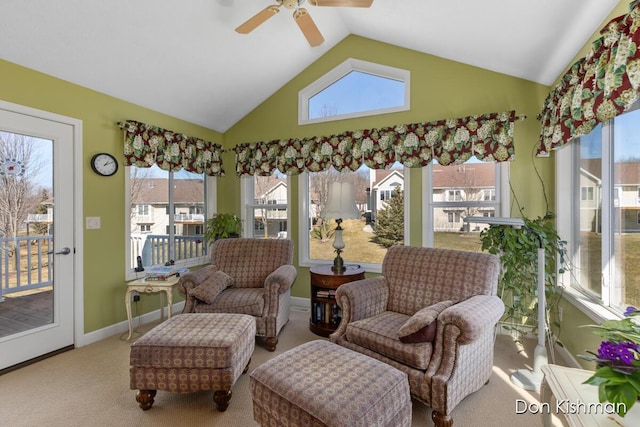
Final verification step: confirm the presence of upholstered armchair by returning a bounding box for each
[178,238,296,351]
[330,245,503,427]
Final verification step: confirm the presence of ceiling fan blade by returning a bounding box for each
[293,8,325,47]
[308,0,373,7]
[235,5,280,34]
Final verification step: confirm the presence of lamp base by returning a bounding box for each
[332,250,346,274]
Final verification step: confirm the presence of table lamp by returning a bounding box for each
[323,182,361,273]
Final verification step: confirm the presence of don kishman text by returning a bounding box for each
[515,399,626,415]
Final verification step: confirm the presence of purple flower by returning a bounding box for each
[597,341,639,366]
[624,306,638,317]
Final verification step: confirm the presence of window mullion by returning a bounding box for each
[601,121,613,307]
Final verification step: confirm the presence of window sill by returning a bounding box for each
[560,285,623,324]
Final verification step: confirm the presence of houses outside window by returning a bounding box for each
[126,164,212,278]
[556,102,640,313]
[242,172,289,239]
[424,159,507,250]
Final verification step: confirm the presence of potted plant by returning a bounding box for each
[579,307,640,417]
[478,212,568,347]
[204,213,242,244]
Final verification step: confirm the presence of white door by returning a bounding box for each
[0,102,76,371]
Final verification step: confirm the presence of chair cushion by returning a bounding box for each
[188,270,234,304]
[398,300,454,343]
[194,287,265,316]
[345,311,433,370]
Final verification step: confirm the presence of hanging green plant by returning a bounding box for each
[479,212,568,345]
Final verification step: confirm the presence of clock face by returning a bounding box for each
[91,153,118,176]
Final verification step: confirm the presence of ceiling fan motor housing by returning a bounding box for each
[282,0,303,9]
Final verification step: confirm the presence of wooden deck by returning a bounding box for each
[0,290,53,339]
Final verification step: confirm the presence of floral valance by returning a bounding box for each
[117,120,224,176]
[234,111,516,176]
[537,0,640,156]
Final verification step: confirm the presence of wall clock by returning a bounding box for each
[90,153,118,177]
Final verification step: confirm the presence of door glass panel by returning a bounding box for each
[0,130,53,338]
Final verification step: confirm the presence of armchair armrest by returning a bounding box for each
[264,264,297,293]
[330,276,389,341]
[438,295,505,345]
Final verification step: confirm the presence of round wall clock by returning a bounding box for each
[90,153,118,177]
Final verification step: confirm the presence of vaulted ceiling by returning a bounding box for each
[0,0,620,132]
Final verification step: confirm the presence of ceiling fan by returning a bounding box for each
[235,0,373,47]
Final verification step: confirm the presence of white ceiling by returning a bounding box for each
[0,0,620,133]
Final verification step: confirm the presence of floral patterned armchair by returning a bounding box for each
[178,238,296,351]
[330,245,503,427]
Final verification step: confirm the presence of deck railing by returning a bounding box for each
[0,235,53,300]
[130,233,206,268]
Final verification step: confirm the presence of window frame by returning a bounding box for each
[556,101,640,323]
[422,161,510,247]
[124,168,215,281]
[298,58,410,125]
[241,175,291,239]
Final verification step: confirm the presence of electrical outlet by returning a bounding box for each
[132,291,140,302]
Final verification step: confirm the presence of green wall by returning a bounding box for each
[0,59,222,333]
[223,35,551,299]
[4,3,628,356]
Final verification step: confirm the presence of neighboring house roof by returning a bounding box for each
[132,178,204,205]
[433,163,495,189]
[372,170,404,190]
[371,162,495,189]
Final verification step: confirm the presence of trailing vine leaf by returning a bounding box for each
[478,212,567,347]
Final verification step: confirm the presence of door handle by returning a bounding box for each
[47,247,72,255]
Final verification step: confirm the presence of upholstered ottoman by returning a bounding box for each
[129,313,255,411]
[250,340,411,427]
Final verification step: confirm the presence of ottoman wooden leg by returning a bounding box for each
[135,389,157,410]
[213,389,232,411]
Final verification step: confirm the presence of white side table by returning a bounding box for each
[125,276,180,340]
[541,364,640,426]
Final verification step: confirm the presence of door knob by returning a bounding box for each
[47,247,72,255]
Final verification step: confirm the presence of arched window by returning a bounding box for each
[298,58,410,125]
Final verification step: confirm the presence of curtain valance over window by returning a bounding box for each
[234,111,516,177]
[117,120,224,176]
[537,0,640,156]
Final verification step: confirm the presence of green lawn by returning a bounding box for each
[310,220,640,308]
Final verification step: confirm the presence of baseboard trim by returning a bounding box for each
[78,301,185,347]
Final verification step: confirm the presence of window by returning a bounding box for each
[137,205,150,216]
[298,58,410,125]
[126,164,213,279]
[424,158,508,250]
[299,164,407,272]
[446,189,464,201]
[557,102,640,314]
[242,172,289,239]
[581,186,595,201]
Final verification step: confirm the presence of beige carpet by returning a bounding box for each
[0,308,558,426]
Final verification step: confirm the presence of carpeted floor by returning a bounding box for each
[0,307,561,426]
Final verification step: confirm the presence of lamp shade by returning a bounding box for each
[323,182,360,219]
